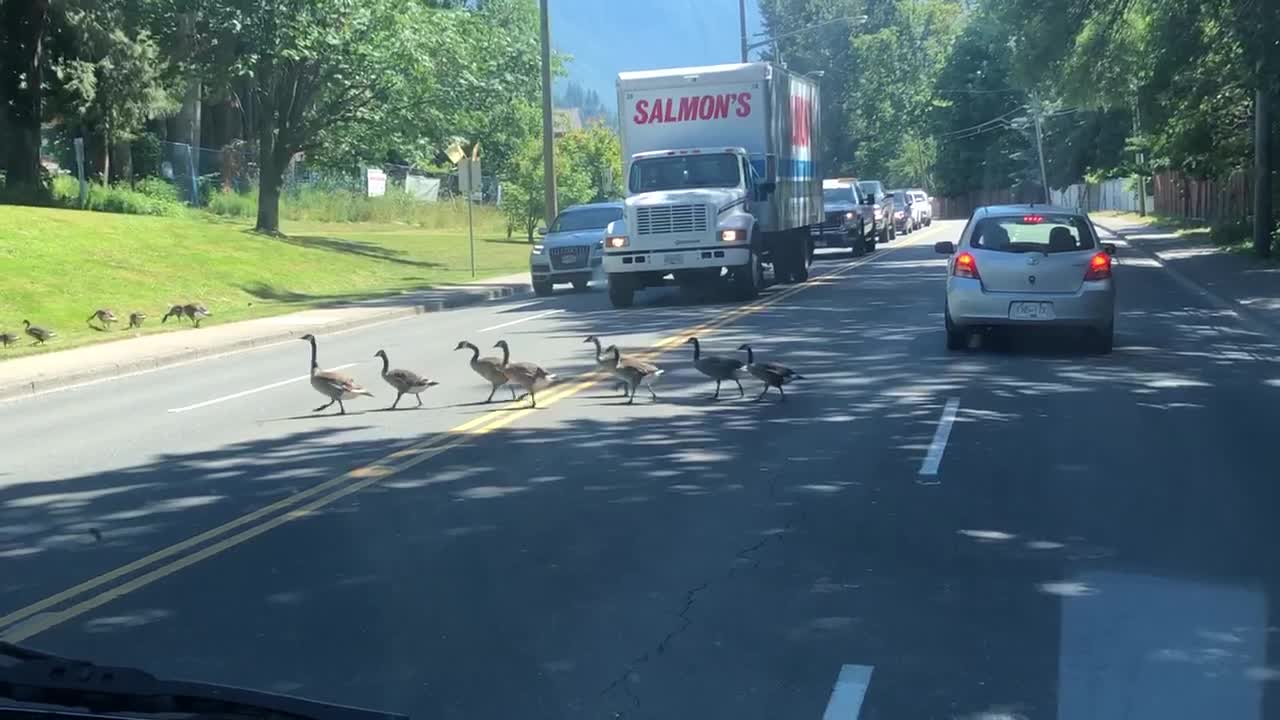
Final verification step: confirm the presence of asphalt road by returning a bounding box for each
[4,219,1280,720]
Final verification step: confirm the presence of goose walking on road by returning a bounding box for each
[606,345,663,404]
[455,340,515,403]
[374,349,438,409]
[87,309,118,330]
[738,344,803,402]
[583,335,628,395]
[493,339,556,408]
[300,333,373,414]
[686,336,745,399]
[23,320,55,345]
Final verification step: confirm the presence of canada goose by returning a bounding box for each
[583,335,628,395]
[455,340,515,402]
[685,336,745,399]
[22,320,55,345]
[183,303,212,327]
[299,333,373,414]
[738,344,803,401]
[87,309,118,330]
[128,311,147,329]
[161,304,186,324]
[374,349,438,409]
[605,345,663,404]
[493,339,557,407]
[0,332,16,348]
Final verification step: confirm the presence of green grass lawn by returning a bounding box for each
[0,204,532,357]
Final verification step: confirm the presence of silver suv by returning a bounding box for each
[530,202,622,296]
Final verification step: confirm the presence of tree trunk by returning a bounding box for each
[0,0,50,199]
[1254,82,1273,258]
[101,125,112,185]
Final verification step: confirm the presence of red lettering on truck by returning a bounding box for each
[632,92,754,125]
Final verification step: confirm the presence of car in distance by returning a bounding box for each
[889,189,917,234]
[857,180,894,244]
[814,178,873,255]
[935,205,1116,353]
[909,188,932,226]
[530,202,622,296]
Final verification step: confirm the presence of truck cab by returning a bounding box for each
[604,62,822,308]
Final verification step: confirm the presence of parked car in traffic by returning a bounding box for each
[857,180,894,243]
[909,188,932,226]
[935,204,1116,352]
[889,189,918,234]
[814,178,874,255]
[530,202,623,296]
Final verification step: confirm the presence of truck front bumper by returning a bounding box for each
[604,245,750,274]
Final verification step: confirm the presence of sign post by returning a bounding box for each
[459,150,481,278]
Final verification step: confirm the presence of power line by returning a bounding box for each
[939,105,1027,138]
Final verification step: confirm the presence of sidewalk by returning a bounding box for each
[0,272,531,401]
[1095,216,1280,337]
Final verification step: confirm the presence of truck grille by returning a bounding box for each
[635,204,708,236]
[549,245,590,270]
[824,211,847,230]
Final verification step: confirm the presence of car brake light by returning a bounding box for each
[1085,251,1111,280]
[954,252,980,279]
[1022,214,1044,224]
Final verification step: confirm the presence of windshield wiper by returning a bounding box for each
[0,642,407,720]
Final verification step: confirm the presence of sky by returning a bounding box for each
[548,0,765,113]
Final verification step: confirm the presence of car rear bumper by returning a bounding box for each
[946,278,1115,329]
[604,246,750,274]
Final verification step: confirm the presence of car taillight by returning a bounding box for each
[1084,251,1111,280]
[954,252,980,279]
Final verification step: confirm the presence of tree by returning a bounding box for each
[500,123,608,241]
[0,0,51,201]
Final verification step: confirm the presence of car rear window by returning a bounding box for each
[970,213,1096,254]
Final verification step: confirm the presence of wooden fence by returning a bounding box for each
[1152,170,1254,222]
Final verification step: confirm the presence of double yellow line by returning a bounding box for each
[0,226,948,643]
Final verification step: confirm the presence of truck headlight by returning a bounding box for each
[532,244,544,255]
[606,235,628,248]
[873,208,882,219]
[844,212,856,221]
[720,229,745,242]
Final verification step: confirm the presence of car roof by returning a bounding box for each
[823,178,859,188]
[976,203,1084,218]
[561,202,623,212]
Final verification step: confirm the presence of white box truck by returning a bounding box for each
[603,62,823,307]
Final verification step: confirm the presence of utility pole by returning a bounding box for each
[738,0,749,63]
[1253,73,1273,258]
[1134,100,1147,217]
[1031,92,1050,204]
[539,0,558,229]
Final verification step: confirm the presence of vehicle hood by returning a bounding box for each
[823,202,858,214]
[627,188,742,211]
[541,229,605,247]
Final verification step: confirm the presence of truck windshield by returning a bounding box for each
[823,187,857,204]
[629,154,742,193]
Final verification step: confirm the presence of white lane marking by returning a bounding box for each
[822,664,874,719]
[918,397,960,477]
[166,363,359,413]
[479,309,563,333]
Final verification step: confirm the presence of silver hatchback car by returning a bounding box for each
[935,205,1116,352]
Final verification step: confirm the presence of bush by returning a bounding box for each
[1210,220,1251,247]
[51,174,185,217]
[207,190,257,218]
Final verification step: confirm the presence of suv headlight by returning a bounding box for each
[720,229,746,242]
[532,244,545,255]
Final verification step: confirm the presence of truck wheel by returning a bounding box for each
[533,280,554,297]
[607,274,634,308]
[881,226,891,244]
[732,251,762,300]
[792,239,810,282]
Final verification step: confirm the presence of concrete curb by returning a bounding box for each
[0,280,531,402]
[1095,221,1280,342]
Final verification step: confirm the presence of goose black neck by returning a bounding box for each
[590,337,603,356]
[689,338,701,360]
[463,343,479,362]
[498,343,510,366]
[307,337,318,371]
[378,352,390,375]
[742,345,754,364]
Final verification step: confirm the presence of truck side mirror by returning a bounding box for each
[755,181,776,201]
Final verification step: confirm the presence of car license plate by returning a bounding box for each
[664,254,684,266]
[560,253,577,265]
[1009,302,1055,320]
